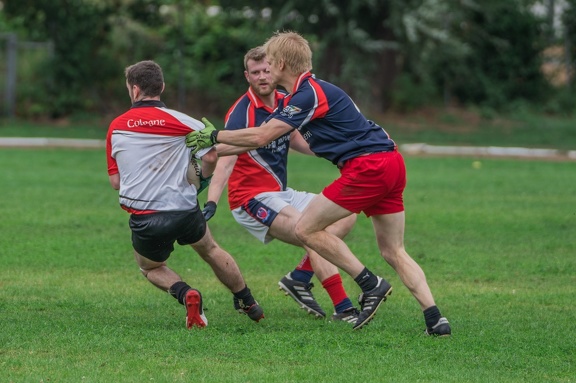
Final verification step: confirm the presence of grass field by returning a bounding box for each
[1,142,574,382]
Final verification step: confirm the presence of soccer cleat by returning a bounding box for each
[425,317,452,337]
[330,307,360,324]
[278,273,326,318]
[185,289,208,329]
[233,297,265,322]
[353,276,393,330]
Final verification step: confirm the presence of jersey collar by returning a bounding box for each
[247,87,283,113]
[291,71,313,94]
[131,100,166,108]
[283,71,313,105]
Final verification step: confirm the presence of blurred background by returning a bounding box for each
[0,0,575,124]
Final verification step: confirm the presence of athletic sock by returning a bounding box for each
[354,267,378,292]
[423,305,442,328]
[233,285,256,308]
[169,281,192,305]
[321,274,353,313]
[291,269,314,283]
[291,253,314,283]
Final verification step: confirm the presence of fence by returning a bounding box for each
[0,33,53,118]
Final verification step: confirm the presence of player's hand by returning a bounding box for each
[186,117,219,155]
[197,173,213,194]
[202,201,217,221]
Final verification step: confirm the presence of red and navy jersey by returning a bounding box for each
[270,72,396,165]
[225,88,288,210]
[106,100,210,214]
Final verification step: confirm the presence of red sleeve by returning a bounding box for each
[106,122,118,176]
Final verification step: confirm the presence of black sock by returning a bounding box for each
[233,285,256,308]
[354,267,378,292]
[423,305,442,328]
[169,281,191,305]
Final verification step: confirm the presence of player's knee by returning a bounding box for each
[294,223,309,244]
[138,263,164,278]
[380,247,406,267]
[139,267,150,277]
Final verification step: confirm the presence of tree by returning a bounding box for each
[3,0,117,117]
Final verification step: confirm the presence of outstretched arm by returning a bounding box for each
[216,143,257,157]
[187,117,294,153]
[216,118,293,147]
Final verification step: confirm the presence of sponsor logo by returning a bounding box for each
[256,207,270,222]
[280,105,302,118]
[127,119,166,128]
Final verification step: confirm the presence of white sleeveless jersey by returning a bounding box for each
[106,100,211,213]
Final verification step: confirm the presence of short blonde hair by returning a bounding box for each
[264,31,312,75]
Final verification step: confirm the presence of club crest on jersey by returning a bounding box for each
[280,105,302,118]
[256,207,270,222]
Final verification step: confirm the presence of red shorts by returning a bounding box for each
[322,151,406,217]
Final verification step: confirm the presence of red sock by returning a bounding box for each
[295,254,314,272]
[321,274,348,307]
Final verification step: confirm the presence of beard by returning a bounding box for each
[252,83,274,98]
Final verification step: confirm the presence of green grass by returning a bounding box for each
[378,108,576,150]
[1,147,574,382]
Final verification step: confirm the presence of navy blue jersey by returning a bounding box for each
[270,72,396,165]
[224,87,289,209]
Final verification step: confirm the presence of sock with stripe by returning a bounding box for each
[290,253,314,283]
[321,274,353,313]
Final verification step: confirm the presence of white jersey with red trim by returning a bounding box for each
[106,100,211,213]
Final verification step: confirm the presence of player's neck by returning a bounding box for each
[280,75,298,95]
[261,93,276,109]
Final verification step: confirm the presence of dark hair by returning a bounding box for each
[125,60,164,98]
[243,46,266,70]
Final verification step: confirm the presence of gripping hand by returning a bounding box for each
[202,201,217,221]
[186,117,219,155]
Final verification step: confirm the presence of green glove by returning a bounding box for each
[186,117,219,155]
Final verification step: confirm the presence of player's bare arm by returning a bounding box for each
[198,147,218,179]
[109,173,120,190]
[217,118,293,148]
[289,130,315,156]
[216,143,258,157]
[206,155,238,205]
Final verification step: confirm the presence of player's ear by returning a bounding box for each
[161,82,165,94]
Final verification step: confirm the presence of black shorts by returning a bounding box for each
[129,207,207,262]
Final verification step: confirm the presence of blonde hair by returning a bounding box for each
[263,31,312,75]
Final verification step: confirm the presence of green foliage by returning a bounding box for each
[159,3,271,113]
[1,0,573,118]
[3,0,119,117]
[444,0,550,108]
[389,73,439,111]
